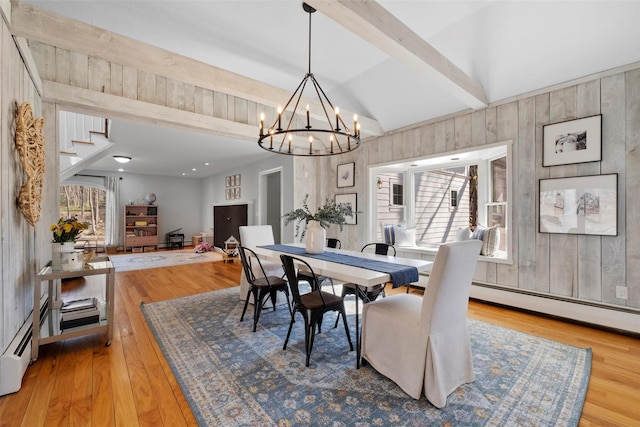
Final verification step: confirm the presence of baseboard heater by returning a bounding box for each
[0,296,46,396]
[470,282,640,335]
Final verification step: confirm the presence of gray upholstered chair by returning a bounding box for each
[361,240,482,407]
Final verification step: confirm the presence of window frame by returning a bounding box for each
[369,141,513,263]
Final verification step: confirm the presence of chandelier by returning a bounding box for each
[258,2,360,156]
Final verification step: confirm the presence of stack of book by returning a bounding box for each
[60,297,100,330]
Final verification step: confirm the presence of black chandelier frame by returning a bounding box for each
[258,2,361,156]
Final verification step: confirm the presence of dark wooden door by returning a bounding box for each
[213,204,248,248]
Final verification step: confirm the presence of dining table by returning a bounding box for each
[252,243,432,368]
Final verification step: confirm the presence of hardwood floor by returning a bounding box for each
[1,259,638,426]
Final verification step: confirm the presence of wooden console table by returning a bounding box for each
[31,256,115,362]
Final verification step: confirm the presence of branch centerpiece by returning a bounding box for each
[284,195,353,242]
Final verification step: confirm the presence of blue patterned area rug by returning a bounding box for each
[110,250,223,272]
[141,287,591,426]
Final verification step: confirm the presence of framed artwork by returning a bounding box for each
[539,174,617,236]
[225,176,232,187]
[335,193,357,225]
[543,114,602,167]
[225,188,232,200]
[337,162,355,188]
[234,187,241,199]
[234,174,241,186]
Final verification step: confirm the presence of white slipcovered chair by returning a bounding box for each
[361,240,482,408]
[238,225,285,304]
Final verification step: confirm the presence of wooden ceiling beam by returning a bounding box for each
[43,80,258,141]
[11,2,383,136]
[307,0,488,110]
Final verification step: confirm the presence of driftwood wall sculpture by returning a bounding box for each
[15,102,45,226]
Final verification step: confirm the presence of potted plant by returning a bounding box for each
[50,216,89,270]
[283,195,353,253]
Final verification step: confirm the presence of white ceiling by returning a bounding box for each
[24,0,640,178]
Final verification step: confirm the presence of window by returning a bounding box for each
[60,185,106,250]
[372,142,510,260]
[391,181,404,206]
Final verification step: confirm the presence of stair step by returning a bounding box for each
[60,150,77,155]
[71,139,95,145]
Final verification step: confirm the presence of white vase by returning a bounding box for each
[52,242,82,271]
[305,220,326,254]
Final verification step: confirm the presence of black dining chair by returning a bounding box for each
[334,243,396,328]
[239,246,292,332]
[297,238,341,294]
[280,254,353,367]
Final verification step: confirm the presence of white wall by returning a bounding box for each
[75,170,203,248]
[200,154,295,243]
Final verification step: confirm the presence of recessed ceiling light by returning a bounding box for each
[192,168,196,171]
[113,155,132,164]
[204,162,210,166]
[117,168,124,172]
[181,172,186,176]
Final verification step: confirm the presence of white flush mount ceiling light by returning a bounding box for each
[113,155,132,164]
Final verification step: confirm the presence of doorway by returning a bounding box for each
[259,168,282,244]
[213,204,248,249]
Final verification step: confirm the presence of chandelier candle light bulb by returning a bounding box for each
[277,106,282,131]
[259,112,265,136]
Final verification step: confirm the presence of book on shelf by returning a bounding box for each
[61,297,98,313]
[60,314,100,330]
[61,308,100,321]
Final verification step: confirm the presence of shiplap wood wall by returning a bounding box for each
[0,19,55,352]
[27,40,272,140]
[314,66,640,311]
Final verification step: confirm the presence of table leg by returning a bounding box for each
[355,284,361,368]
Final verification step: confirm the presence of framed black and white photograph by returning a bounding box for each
[539,174,617,236]
[335,193,357,225]
[337,162,355,188]
[225,176,232,187]
[234,174,241,186]
[225,188,232,200]
[234,187,241,199]
[543,114,602,167]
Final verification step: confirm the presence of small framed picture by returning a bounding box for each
[337,162,355,188]
[234,187,241,199]
[225,176,232,187]
[234,174,241,186]
[335,193,357,225]
[543,114,602,167]
[225,188,232,200]
[539,174,617,236]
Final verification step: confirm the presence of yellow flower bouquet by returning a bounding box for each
[50,216,88,243]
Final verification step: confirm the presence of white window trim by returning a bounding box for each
[368,140,513,264]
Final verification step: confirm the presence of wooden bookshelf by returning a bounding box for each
[124,205,158,252]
